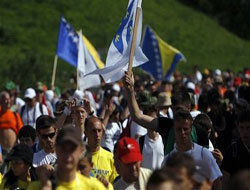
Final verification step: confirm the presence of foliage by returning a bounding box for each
[0,0,249,92]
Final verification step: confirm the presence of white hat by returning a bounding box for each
[187,82,195,91]
[112,83,121,92]
[24,88,36,99]
[45,90,54,102]
[73,90,84,100]
[214,69,221,76]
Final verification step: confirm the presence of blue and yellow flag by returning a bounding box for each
[56,16,104,69]
[140,25,186,81]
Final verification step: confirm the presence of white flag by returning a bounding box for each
[87,0,148,83]
[77,31,101,90]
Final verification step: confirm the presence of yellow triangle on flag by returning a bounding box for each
[156,34,183,76]
[81,34,104,69]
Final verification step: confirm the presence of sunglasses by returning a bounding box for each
[40,132,56,140]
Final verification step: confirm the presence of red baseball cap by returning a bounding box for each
[117,137,142,164]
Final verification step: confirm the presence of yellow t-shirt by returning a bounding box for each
[0,178,30,190]
[89,177,114,190]
[27,172,105,190]
[0,173,2,185]
[91,147,118,184]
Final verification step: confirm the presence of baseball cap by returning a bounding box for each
[56,126,82,146]
[24,88,36,99]
[5,81,16,90]
[112,83,121,92]
[5,144,34,165]
[117,137,142,164]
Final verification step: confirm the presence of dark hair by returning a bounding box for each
[171,90,191,108]
[4,165,37,189]
[165,152,196,176]
[207,88,221,107]
[36,115,56,133]
[143,105,157,115]
[237,109,250,124]
[18,125,36,142]
[198,93,209,113]
[147,168,181,190]
[173,107,193,123]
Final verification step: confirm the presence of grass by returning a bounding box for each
[0,0,249,90]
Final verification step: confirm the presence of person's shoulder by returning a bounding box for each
[34,149,45,157]
[26,181,41,190]
[76,173,106,190]
[140,167,152,174]
[100,147,114,158]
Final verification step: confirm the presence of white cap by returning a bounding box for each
[112,83,121,92]
[73,90,84,100]
[45,90,54,102]
[214,69,221,76]
[187,82,195,91]
[24,88,36,99]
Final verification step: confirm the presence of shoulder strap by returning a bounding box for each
[39,103,44,115]
[139,135,145,153]
[13,111,19,130]
[20,105,25,118]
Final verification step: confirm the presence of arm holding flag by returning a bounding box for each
[123,71,158,131]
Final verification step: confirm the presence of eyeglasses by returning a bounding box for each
[40,132,56,140]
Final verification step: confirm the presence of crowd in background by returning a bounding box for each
[0,66,250,190]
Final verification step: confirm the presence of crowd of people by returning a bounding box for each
[0,67,250,190]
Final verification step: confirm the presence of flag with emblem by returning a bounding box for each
[56,16,79,67]
[87,0,148,83]
[140,25,186,81]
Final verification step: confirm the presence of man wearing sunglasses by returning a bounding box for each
[33,115,57,168]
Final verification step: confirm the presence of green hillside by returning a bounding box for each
[0,0,249,90]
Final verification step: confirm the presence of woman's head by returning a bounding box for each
[6,144,33,177]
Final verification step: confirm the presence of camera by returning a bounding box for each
[75,99,84,107]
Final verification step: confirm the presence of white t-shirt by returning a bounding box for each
[163,143,222,181]
[20,102,48,128]
[123,119,147,139]
[101,122,122,152]
[33,149,57,167]
[141,134,164,170]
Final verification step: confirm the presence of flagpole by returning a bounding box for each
[128,0,142,76]
[51,55,58,90]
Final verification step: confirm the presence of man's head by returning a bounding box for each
[116,137,142,183]
[0,91,11,110]
[71,106,88,129]
[237,109,250,146]
[36,115,57,153]
[18,125,36,147]
[56,126,83,172]
[171,91,191,111]
[147,168,181,190]
[173,108,193,146]
[85,116,104,151]
[165,152,196,190]
[24,88,36,108]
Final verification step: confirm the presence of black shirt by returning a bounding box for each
[221,138,250,176]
